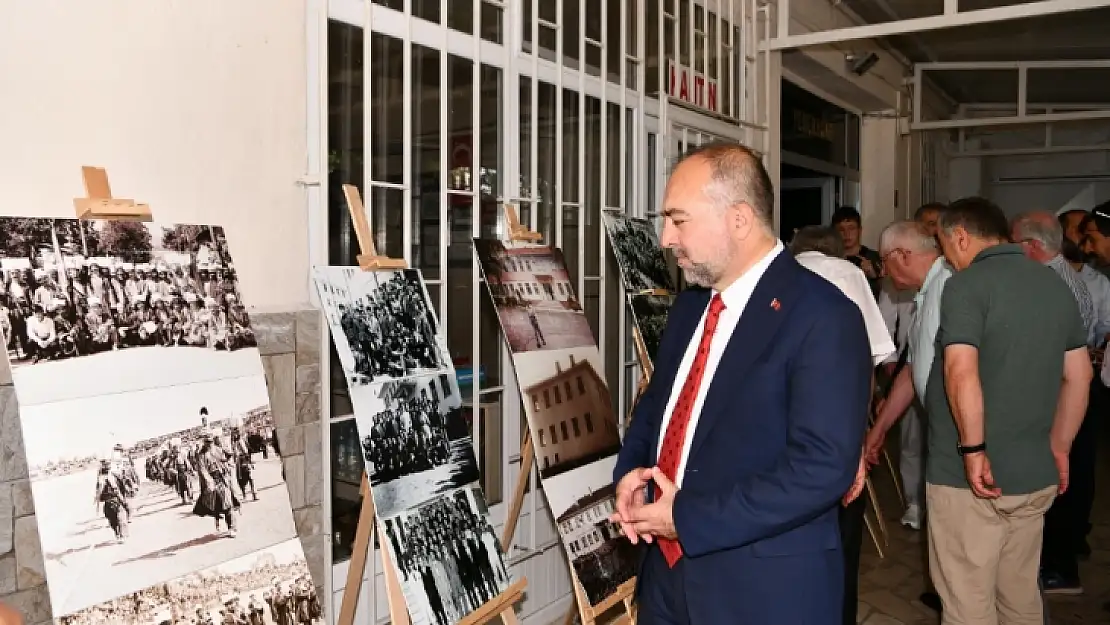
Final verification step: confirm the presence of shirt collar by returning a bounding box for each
[1044,254,1069,271]
[971,243,1023,264]
[914,256,950,305]
[715,240,784,309]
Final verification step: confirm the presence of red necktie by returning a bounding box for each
[655,293,727,567]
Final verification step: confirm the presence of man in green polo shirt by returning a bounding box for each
[927,196,1092,624]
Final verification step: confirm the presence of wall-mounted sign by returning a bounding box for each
[791,109,836,142]
[667,59,719,114]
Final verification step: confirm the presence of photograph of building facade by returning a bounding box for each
[3,0,1050,621]
[520,351,621,479]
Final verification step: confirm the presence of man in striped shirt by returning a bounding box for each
[1012,211,1097,597]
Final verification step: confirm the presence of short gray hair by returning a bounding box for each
[790,226,844,258]
[879,220,937,254]
[1012,211,1063,254]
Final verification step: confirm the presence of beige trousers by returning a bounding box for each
[926,483,1057,625]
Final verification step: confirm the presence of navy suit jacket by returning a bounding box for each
[613,250,872,624]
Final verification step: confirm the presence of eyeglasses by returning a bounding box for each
[880,248,909,264]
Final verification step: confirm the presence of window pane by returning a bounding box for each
[448,1,474,34]
[371,187,404,259]
[606,103,622,208]
[678,0,690,66]
[562,89,580,202]
[537,81,558,242]
[563,0,580,68]
[563,205,581,284]
[646,0,660,94]
[448,55,474,195]
[330,418,365,563]
[480,64,502,206]
[414,0,440,23]
[370,33,404,185]
[447,54,474,370]
[584,97,602,279]
[586,44,602,78]
[607,0,622,84]
[519,77,533,198]
[413,45,441,281]
[628,0,638,56]
[372,0,403,9]
[481,2,503,44]
[523,0,533,48]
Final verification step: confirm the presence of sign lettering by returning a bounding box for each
[667,60,719,115]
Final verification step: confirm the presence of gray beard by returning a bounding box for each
[681,263,718,287]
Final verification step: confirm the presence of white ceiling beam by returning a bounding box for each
[763,0,1110,51]
[918,59,1110,70]
[913,109,1110,130]
[950,143,1110,157]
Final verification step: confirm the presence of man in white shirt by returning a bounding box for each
[876,277,920,529]
[790,225,894,625]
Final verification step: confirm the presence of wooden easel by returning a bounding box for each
[336,186,527,625]
[73,166,153,221]
[493,204,638,625]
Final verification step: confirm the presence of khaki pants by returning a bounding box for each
[927,483,1057,625]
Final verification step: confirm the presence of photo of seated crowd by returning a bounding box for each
[315,268,448,386]
[0,217,256,367]
[357,375,479,519]
[383,487,509,625]
[602,214,675,293]
[58,538,321,625]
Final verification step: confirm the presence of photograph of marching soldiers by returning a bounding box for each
[20,375,299,618]
[628,293,673,363]
[313,267,449,385]
[0,217,256,367]
[474,240,596,353]
[544,457,639,608]
[352,373,479,519]
[58,537,320,625]
[602,214,675,293]
[382,486,509,625]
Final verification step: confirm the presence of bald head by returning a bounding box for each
[660,141,778,290]
[1012,210,1063,258]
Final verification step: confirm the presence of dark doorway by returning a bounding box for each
[780,163,835,243]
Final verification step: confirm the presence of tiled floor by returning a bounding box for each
[859,436,1110,625]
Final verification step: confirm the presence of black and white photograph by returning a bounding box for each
[382,486,510,625]
[58,537,320,625]
[20,374,298,618]
[602,214,675,293]
[0,217,262,407]
[351,373,479,519]
[474,239,596,354]
[513,346,622,479]
[544,456,639,608]
[628,293,673,363]
[312,266,450,385]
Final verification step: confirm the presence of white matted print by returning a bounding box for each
[350,373,479,519]
[473,240,596,354]
[21,374,297,618]
[602,214,675,293]
[381,486,510,625]
[58,537,320,625]
[312,267,450,385]
[513,346,622,480]
[0,218,261,407]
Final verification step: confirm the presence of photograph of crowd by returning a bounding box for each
[313,267,449,385]
[352,374,479,519]
[628,293,673,363]
[602,214,675,293]
[58,537,320,625]
[383,486,509,625]
[513,347,622,480]
[20,375,300,618]
[474,239,596,353]
[544,457,638,608]
[0,218,263,407]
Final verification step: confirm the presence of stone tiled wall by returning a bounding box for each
[0,307,327,624]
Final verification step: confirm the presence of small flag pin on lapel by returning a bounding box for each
[770,298,781,311]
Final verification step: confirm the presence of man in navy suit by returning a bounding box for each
[611,143,873,624]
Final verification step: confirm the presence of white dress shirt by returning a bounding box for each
[656,241,784,487]
[1078,263,1110,344]
[796,252,896,366]
[876,277,915,363]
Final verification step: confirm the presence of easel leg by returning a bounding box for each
[337,475,410,625]
[501,433,534,548]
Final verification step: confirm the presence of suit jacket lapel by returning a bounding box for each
[687,253,801,460]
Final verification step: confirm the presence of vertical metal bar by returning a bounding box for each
[531,0,540,232]
[776,0,788,39]
[579,0,587,302]
[403,4,414,267]
[1017,65,1028,118]
[599,0,609,374]
[439,0,449,345]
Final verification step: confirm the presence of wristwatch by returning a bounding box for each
[957,442,987,456]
